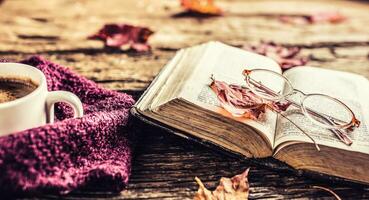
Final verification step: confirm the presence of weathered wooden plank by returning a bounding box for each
[1,0,368,51]
[20,125,369,199]
[1,0,369,90]
[1,45,368,91]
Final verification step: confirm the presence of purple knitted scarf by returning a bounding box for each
[0,56,135,195]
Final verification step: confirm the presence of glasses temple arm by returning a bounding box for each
[266,105,320,151]
[247,78,353,145]
[247,78,349,125]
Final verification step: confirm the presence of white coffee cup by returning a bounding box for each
[0,63,84,136]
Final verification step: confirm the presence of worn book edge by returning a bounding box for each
[130,107,368,187]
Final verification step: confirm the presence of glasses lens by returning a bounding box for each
[302,94,353,129]
[246,70,292,100]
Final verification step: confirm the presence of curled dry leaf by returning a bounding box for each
[180,0,222,16]
[194,168,250,200]
[271,101,292,112]
[210,78,266,120]
[243,41,308,71]
[279,11,346,25]
[88,24,154,52]
[210,77,292,119]
[210,76,325,148]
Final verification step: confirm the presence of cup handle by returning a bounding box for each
[46,91,84,123]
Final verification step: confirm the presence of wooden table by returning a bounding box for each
[1,0,369,199]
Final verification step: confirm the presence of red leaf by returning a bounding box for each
[309,11,346,23]
[243,41,308,71]
[272,101,292,112]
[194,169,250,200]
[180,0,222,16]
[210,78,266,120]
[280,11,346,25]
[88,24,154,52]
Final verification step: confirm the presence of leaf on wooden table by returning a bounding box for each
[243,41,308,71]
[279,11,346,25]
[180,0,222,16]
[88,24,154,52]
[194,168,250,200]
[210,78,266,120]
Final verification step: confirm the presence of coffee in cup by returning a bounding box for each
[0,63,84,136]
[0,76,38,103]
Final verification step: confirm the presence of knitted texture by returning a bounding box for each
[0,56,135,195]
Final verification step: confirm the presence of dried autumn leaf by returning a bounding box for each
[272,101,292,112]
[243,41,308,71]
[88,24,154,52]
[180,0,222,16]
[279,11,346,25]
[309,11,346,24]
[210,76,293,120]
[194,168,250,200]
[210,78,266,120]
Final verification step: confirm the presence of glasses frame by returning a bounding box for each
[243,69,361,130]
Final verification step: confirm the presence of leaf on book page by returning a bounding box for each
[243,41,308,71]
[279,11,346,25]
[88,24,154,52]
[194,168,250,200]
[271,101,292,112]
[180,0,222,16]
[210,78,266,120]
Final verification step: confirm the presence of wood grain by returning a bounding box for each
[0,0,368,199]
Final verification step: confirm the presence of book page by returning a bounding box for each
[275,66,369,154]
[178,42,282,146]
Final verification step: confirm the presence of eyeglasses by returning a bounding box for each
[243,69,361,146]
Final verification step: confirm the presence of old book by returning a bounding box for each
[131,41,369,184]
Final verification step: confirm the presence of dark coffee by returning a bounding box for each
[0,77,38,103]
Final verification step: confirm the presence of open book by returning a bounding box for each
[132,41,369,184]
